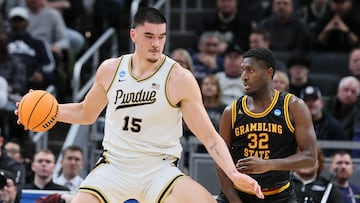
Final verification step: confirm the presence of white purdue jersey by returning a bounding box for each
[104,54,183,159]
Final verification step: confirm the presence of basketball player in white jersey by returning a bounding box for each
[18,7,264,202]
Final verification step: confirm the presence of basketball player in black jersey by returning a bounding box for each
[216,47,317,203]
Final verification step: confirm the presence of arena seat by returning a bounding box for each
[309,52,350,77]
[188,152,220,195]
[308,73,341,97]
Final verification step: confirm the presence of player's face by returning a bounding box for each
[241,57,271,95]
[131,22,166,63]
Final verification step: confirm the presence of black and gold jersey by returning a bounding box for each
[230,90,297,189]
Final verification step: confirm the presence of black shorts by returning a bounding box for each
[216,183,297,203]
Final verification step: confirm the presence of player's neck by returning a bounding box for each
[131,54,164,79]
[249,88,276,111]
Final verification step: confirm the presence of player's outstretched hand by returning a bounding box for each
[231,171,264,199]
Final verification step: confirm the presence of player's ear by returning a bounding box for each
[130,28,136,43]
[267,67,274,79]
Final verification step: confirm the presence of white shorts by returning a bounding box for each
[79,151,184,203]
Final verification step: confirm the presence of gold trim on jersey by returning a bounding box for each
[105,56,124,94]
[231,100,237,129]
[78,186,110,203]
[165,62,180,108]
[129,54,166,82]
[284,94,295,133]
[157,174,184,203]
[242,90,280,118]
[234,181,290,196]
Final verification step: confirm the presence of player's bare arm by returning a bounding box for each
[57,58,119,125]
[216,105,244,203]
[237,95,317,174]
[168,64,264,199]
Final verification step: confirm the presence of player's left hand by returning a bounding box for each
[230,171,264,199]
[236,156,271,174]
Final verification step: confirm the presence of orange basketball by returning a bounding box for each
[18,90,59,132]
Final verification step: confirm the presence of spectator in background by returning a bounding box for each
[0,169,19,203]
[24,149,69,191]
[4,141,22,163]
[0,31,27,140]
[191,31,224,82]
[248,28,287,72]
[287,52,314,97]
[291,147,344,203]
[328,150,360,203]
[0,133,25,203]
[313,0,360,52]
[323,76,360,140]
[7,6,56,90]
[92,0,125,53]
[236,0,273,27]
[170,48,194,146]
[300,85,348,156]
[215,44,244,105]
[196,75,227,153]
[54,145,84,192]
[0,0,25,23]
[272,70,289,92]
[4,140,33,184]
[348,47,360,81]
[46,0,86,56]
[0,32,26,97]
[258,0,311,52]
[0,76,8,109]
[25,0,71,100]
[25,0,69,58]
[198,0,252,52]
[170,48,194,73]
[302,0,331,33]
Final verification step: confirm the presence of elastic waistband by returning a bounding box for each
[235,181,290,196]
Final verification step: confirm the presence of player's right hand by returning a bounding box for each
[231,171,264,199]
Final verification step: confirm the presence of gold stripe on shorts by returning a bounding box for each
[157,174,184,203]
[79,186,110,203]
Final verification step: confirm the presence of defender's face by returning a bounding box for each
[131,22,166,63]
[240,57,269,95]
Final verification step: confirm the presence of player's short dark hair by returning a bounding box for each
[132,7,167,28]
[243,47,276,71]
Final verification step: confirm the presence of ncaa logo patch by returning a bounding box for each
[274,109,281,116]
[119,70,126,82]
